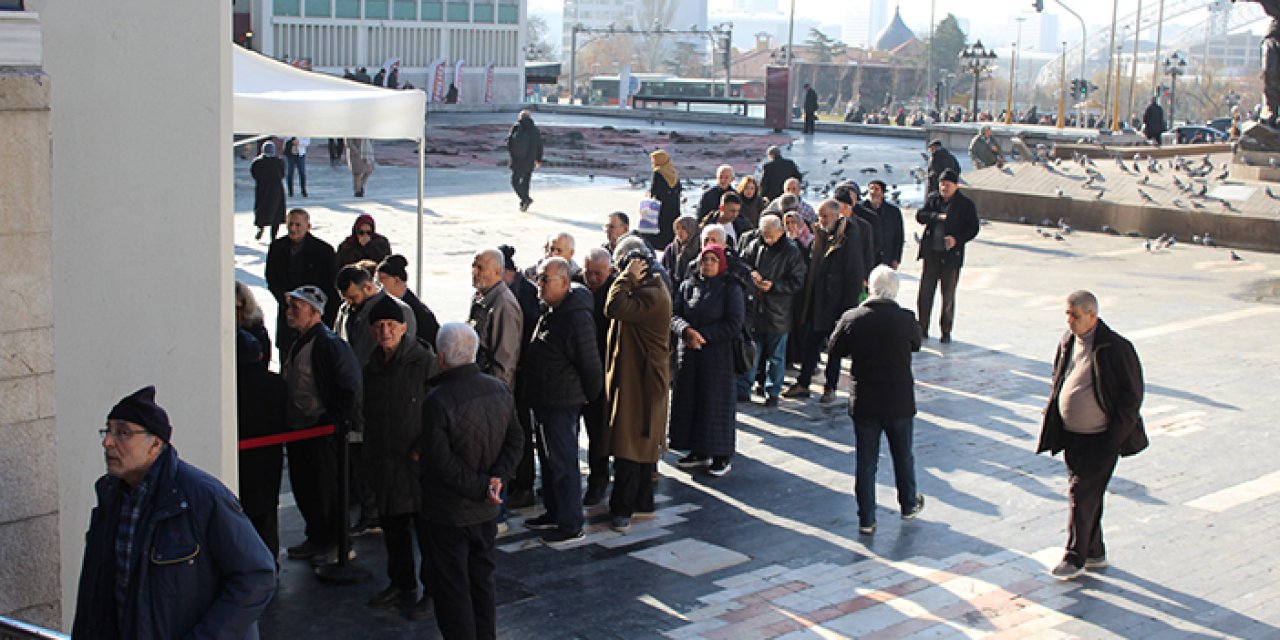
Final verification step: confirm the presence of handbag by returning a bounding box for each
[732,327,757,375]
[637,198,661,235]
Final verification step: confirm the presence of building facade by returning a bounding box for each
[244,0,527,101]
[842,0,888,51]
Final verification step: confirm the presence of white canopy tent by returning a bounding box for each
[232,46,429,281]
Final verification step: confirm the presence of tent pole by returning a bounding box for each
[417,136,425,288]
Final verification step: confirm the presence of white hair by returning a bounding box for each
[716,164,734,177]
[436,322,479,368]
[867,265,900,301]
[1067,290,1098,314]
[759,214,784,233]
[700,224,726,246]
[550,231,576,251]
[584,246,612,266]
[612,236,653,267]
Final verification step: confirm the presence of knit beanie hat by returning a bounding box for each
[107,386,172,443]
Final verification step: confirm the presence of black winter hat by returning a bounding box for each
[938,168,960,184]
[367,294,404,324]
[377,254,409,282]
[497,244,518,271]
[107,386,172,443]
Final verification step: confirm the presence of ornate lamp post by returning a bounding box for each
[960,40,998,122]
[1163,51,1186,130]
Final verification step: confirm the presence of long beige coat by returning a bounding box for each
[604,271,672,463]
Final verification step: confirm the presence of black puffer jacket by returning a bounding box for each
[419,364,524,527]
[522,285,604,409]
[740,234,807,334]
[363,336,436,517]
[916,189,980,269]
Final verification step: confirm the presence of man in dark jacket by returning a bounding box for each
[507,109,544,211]
[832,183,880,267]
[265,208,338,357]
[803,83,819,134]
[915,169,979,343]
[697,164,736,218]
[736,215,807,407]
[280,285,365,566]
[786,200,873,403]
[521,257,603,544]
[498,245,541,509]
[1037,291,1147,581]
[335,264,416,365]
[1141,97,1166,145]
[362,296,437,618]
[73,386,276,639]
[419,323,524,639]
[925,140,961,196]
[828,267,924,536]
[701,192,751,247]
[864,180,905,269]
[574,247,617,506]
[760,145,803,200]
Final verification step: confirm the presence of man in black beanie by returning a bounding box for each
[915,168,979,343]
[73,386,276,639]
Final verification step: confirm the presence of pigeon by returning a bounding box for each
[1173,199,1186,208]
[1058,218,1072,234]
[1216,169,1230,181]
[1271,157,1279,168]
[842,145,849,151]
[588,173,595,181]
[1138,189,1154,203]
[1191,201,1205,209]
[1037,228,1053,238]
[1101,225,1119,235]
[1054,233,1066,241]
[1141,175,1150,184]
[821,158,828,164]
[1267,186,1277,199]
[883,164,894,173]
[1144,239,1153,251]
[1193,234,1203,244]
[860,167,878,174]
[1199,184,1208,197]
[1203,233,1216,247]
[1055,187,1064,198]
[1096,188,1106,199]
[1230,250,1243,261]
[1222,200,1236,211]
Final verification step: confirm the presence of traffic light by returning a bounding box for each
[1069,79,1080,100]
[1033,0,1044,11]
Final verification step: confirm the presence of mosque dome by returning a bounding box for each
[873,6,918,52]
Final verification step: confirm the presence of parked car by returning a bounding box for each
[1173,125,1229,144]
[1208,117,1233,132]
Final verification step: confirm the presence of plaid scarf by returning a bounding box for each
[114,463,159,623]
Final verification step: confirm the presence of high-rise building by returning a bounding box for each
[843,0,888,50]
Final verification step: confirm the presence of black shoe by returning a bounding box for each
[764,396,779,408]
[754,383,765,397]
[285,539,326,560]
[940,334,952,344]
[507,488,535,509]
[406,595,433,621]
[583,484,608,506]
[310,545,356,566]
[288,191,294,198]
[610,516,632,533]
[254,227,264,240]
[302,190,308,198]
[736,394,751,403]
[707,458,732,477]
[355,190,364,197]
[676,453,711,469]
[367,586,414,610]
[541,529,585,546]
[782,383,811,399]
[350,517,381,537]
[903,494,926,519]
[523,514,558,530]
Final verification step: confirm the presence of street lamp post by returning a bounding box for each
[1005,18,1025,125]
[1163,51,1186,131]
[960,40,998,122]
[1058,41,1068,128]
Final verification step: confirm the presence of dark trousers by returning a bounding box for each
[511,169,532,204]
[510,388,536,495]
[534,407,584,533]
[917,258,960,337]
[425,520,497,640]
[581,391,612,491]
[737,332,787,398]
[609,458,656,518]
[796,326,841,390]
[287,435,340,546]
[803,111,817,134]
[239,445,283,561]
[351,442,378,522]
[285,154,307,195]
[853,416,917,527]
[382,511,430,592]
[1063,432,1118,567]
[327,138,345,165]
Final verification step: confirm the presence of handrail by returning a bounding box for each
[0,614,69,640]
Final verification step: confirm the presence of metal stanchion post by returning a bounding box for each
[315,426,371,584]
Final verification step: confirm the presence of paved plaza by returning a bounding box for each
[239,114,1280,638]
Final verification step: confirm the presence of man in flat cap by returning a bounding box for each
[915,169,979,344]
[72,386,276,639]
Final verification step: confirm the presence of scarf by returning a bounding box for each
[651,149,678,189]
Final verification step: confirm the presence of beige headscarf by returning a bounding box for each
[650,149,679,189]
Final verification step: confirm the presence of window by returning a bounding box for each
[446,1,469,21]
[365,0,389,18]
[421,0,443,19]
[274,0,301,16]
[393,0,417,19]
[497,0,517,23]
[336,0,360,17]
[304,0,330,17]
[474,0,494,22]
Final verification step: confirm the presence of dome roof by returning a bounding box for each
[873,6,918,52]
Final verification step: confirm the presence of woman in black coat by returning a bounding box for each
[649,149,682,248]
[251,140,287,241]
[335,213,392,269]
[669,245,745,476]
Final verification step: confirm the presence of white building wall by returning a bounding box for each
[34,0,236,629]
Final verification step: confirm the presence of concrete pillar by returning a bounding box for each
[0,9,60,631]
[33,0,235,629]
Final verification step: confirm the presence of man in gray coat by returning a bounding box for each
[468,248,523,389]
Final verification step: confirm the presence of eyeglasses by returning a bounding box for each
[535,273,558,284]
[356,229,374,236]
[99,427,151,441]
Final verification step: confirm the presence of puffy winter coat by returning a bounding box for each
[522,285,603,409]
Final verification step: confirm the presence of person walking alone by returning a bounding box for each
[251,140,287,241]
[507,110,544,211]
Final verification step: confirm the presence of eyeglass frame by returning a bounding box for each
[98,427,152,441]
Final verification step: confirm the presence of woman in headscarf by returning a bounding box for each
[648,149,682,248]
[736,175,767,230]
[668,245,745,478]
[335,214,392,269]
[660,215,702,283]
[375,254,441,348]
[783,210,814,252]
[251,140,287,241]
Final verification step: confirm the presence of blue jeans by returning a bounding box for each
[285,154,307,195]
[737,332,787,398]
[533,407,584,533]
[853,416,917,527]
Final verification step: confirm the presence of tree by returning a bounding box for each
[804,28,847,64]
[665,41,707,77]
[526,15,557,61]
[635,0,678,72]
[926,14,966,77]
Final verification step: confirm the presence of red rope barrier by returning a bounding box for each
[238,424,335,450]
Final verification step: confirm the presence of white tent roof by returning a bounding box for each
[233,47,426,140]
